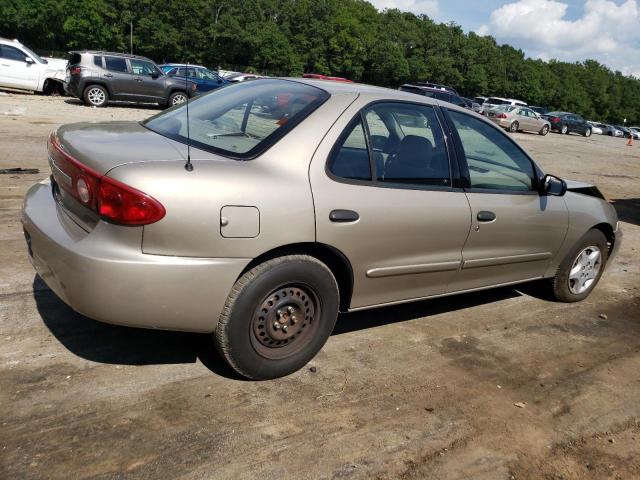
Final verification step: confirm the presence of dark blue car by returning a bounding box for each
[159,64,229,93]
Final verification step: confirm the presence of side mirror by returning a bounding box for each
[25,56,34,64]
[540,174,567,196]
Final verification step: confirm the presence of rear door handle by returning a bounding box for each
[103,73,113,78]
[329,209,359,223]
[477,211,496,222]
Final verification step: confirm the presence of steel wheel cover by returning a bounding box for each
[568,246,602,294]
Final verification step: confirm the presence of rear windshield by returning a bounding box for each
[69,53,81,65]
[143,79,329,159]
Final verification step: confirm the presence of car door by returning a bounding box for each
[514,107,531,131]
[129,59,166,102]
[444,109,568,292]
[102,56,136,100]
[310,99,472,309]
[0,44,39,90]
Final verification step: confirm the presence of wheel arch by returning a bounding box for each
[592,222,616,255]
[237,242,354,312]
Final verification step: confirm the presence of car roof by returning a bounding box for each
[70,50,152,61]
[159,63,208,69]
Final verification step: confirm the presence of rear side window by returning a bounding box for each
[93,55,103,67]
[104,56,128,73]
[328,119,371,180]
[449,110,534,192]
[144,79,329,159]
[328,103,451,188]
[69,53,82,65]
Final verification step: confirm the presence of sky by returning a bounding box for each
[369,0,640,78]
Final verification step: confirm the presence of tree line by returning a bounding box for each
[2,0,639,123]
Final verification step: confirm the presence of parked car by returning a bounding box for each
[486,105,550,135]
[530,106,549,115]
[0,38,67,94]
[481,97,528,114]
[65,51,198,107]
[630,127,640,138]
[415,81,459,95]
[614,125,640,139]
[22,79,621,379]
[597,123,622,137]
[541,111,592,136]
[462,96,482,113]
[587,121,603,135]
[473,96,487,105]
[225,72,263,83]
[399,84,469,109]
[159,64,229,93]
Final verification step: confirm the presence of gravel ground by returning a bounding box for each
[1,93,639,480]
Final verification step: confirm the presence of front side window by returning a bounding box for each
[144,79,329,158]
[1,45,28,62]
[104,56,128,73]
[130,59,158,76]
[449,110,534,192]
[328,103,450,187]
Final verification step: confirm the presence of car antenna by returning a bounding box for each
[184,58,194,172]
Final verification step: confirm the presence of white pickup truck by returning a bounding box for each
[0,38,67,94]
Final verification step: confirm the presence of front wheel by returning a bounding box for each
[539,125,549,136]
[551,229,608,302]
[509,121,519,133]
[214,255,339,380]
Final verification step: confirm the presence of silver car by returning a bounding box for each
[22,79,621,379]
[487,105,551,135]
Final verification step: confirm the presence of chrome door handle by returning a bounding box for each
[477,211,496,222]
[103,73,113,78]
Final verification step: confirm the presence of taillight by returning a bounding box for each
[551,117,560,123]
[98,176,165,225]
[69,66,82,75]
[497,113,507,119]
[48,132,165,226]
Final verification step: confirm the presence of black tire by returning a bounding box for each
[561,124,569,134]
[214,255,339,380]
[83,85,108,107]
[167,91,188,107]
[551,229,608,302]
[583,128,592,137]
[539,124,549,136]
[509,121,519,133]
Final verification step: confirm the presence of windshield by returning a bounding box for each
[143,79,329,159]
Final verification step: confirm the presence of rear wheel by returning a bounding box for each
[551,229,608,302]
[539,125,549,136]
[561,124,568,134]
[168,91,188,107]
[583,128,592,137]
[214,255,339,380]
[509,121,519,133]
[83,85,108,107]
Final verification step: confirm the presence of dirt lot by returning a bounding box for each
[1,93,639,480]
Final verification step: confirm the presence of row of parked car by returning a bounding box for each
[399,82,640,140]
[2,36,638,139]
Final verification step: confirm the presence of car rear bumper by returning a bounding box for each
[21,179,249,333]
[487,117,511,128]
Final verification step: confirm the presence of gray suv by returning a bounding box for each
[65,51,197,108]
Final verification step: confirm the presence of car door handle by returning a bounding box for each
[103,73,113,78]
[477,211,496,222]
[329,209,359,223]
[134,77,143,82]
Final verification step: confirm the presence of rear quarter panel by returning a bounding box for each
[111,92,359,259]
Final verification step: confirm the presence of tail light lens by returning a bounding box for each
[497,113,507,119]
[69,66,82,75]
[48,132,165,226]
[551,117,560,123]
